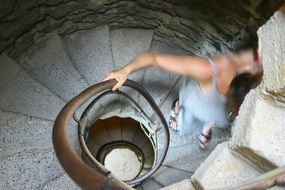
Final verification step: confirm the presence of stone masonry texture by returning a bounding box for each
[0,0,283,58]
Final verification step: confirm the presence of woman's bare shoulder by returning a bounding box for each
[211,54,238,95]
[212,54,233,66]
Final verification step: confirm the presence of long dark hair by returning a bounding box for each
[226,72,262,122]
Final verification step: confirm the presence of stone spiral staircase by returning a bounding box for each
[0,5,285,190]
[0,25,230,190]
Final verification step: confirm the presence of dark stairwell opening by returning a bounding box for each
[85,116,155,181]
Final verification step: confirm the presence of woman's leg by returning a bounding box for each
[197,123,213,149]
[169,78,188,130]
[169,99,180,130]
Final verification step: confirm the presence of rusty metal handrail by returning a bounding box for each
[52,79,169,190]
[79,89,162,185]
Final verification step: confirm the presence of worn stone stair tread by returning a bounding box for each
[0,109,80,159]
[160,179,196,190]
[110,28,154,102]
[157,129,194,149]
[121,119,141,143]
[0,148,63,190]
[151,166,191,187]
[111,28,154,82]
[100,98,124,117]
[191,142,263,189]
[16,33,88,101]
[141,40,186,111]
[100,116,122,142]
[0,53,21,89]
[42,173,79,190]
[62,25,114,84]
[140,178,164,190]
[0,53,65,120]
[163,140,218,174]
[0,110,53,157]
[87,119,111,146]
[151,77,182,123]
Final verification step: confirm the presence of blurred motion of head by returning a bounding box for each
[232,31,263,75]
[226,72,263,122]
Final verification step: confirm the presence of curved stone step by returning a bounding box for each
[137,178,163,190]
[62,25,115,85]
[121,118,142,142]
[148,166,191,188]
[140,40,186,114]
[16,33,88,101]
[42,173,79,190]
[141,144,155,167]
[111,28,154,82]
[98,116,122,142]
[162,140,217,175]
[191,142,263,189]
[159,179,195,190]
[0,53,65,120]
[86,119,111,150]
[110,28,154,103]
[0,148,63,190]
[0,109,80,158]
[0,110,53,159]
[151,77,182,123]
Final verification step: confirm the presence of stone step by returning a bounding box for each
[159,132,230,190]
[0,110,53,159]
[0,148,63,190]
[42,173,79,190]
[62,25,115,85]
[0,110,80,159]
[137,178,163,190]
[86,120,111,152]
[142,147,155,168]
[151,77,182,123]
[121,120,140,143]
[191,142,263,189]
[162,139,220,175]
[16,33,88,101]
[229,90,285,171]
[149,166,191,188]
[111,28,154,83]
[110,28,154,103]
[0,53,65,120]
[160,179,196,190]
[140,40,186,115]
[99,116,122,142]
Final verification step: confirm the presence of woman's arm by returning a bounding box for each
[103,53,212,91]
[151,53,212,80]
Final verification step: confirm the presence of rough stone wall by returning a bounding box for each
[258,5,285,99]
[0,0,283,58]
[230,4,285,171]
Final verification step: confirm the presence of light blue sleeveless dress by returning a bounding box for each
[177,58,229,135]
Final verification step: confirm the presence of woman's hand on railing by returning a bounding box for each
[103,69,128,91]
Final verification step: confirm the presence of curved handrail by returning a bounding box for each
[78,89,165,185]
[52,79,169,189]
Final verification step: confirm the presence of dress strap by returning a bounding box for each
[206,58,218,77]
